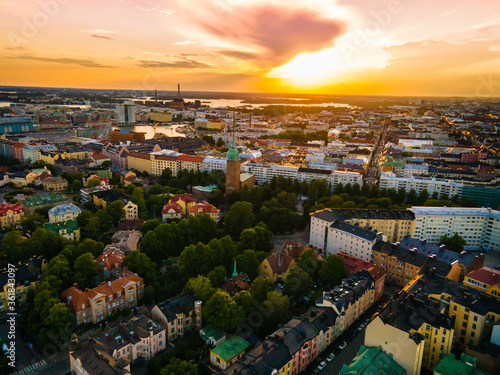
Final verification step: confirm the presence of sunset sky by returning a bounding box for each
[1,0,500,96]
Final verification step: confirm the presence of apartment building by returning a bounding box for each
[380,172,463,199]
[151,294,202,342]
[62,271,144,326]
[211,335,251,371]
[42,176,68,191]
[340,346,406,375]
[326,221,382,262]
[124,201,138,221]
[151,154,178,176]
[188,202,220,221]
[96,248,125,278]
[331,170,363,187]
[0,256,47,311]
[410,206,500,251]
[177,154,204,172]
[463,267,500,298]
[203,157,227,173]
[91,313,166,364]
[434,353,489,375]
[317,271,375,332]
[80,185,110,203]
[48,203,82,223]
[0,203,24,229]
[303,306,340,355]
[44,219,81,241]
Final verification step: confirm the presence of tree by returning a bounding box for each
[147,194,169,218]
[71,179,82,193]
[296,248,320,280]
[216,138,225,147]
[123,250,157,285]
[141,231,162,265]
[21,212,47,231]
[149,184,165,196]
[105,201,125,226]
[202,135,215,145]
[76,239,104,258]
[141,218,161,234]
[234,250,261,280]
[45,254,72,286]
[284,265,313,300]
[234,290,255,316]
[95,210,112,232]
[160,358,198,375]
[406,189,418,205]
[208,265,227,288]
[204,291,242,332]
[74,253,99,289]
[238,222,273,252]
[184,275,215,301]
[319,255,348,288]
[440,233,467,253]
[179,243,215,279]
[0,230,26,261]
[260,291,289,336]
[249,276,272,302]
[87,178,101,188]
[76,210,93,228]
[225,201,255,239]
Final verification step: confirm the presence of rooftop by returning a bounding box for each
[211,335,250,362]
[340,345,406,375]
[330,220,380,242]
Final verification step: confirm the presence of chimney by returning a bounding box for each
[177,83,180,98]
[108,281,112,286]
[155,89,158,103]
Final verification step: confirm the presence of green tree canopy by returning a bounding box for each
[319,255,348,289]
[249,275,272,302]
[74,253,99,289]
[184,275,216,301]
[160,359,198,375]
[225,201,255,239]
[284,265,313,300]
[440,233,467,253]
[123,250,157,285]
[204,291,242,332]
[105,201,125,226]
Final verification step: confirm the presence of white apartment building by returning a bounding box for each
[410,206,500,251]
[202,157,227,173]
[124,201,138,220]
[380,172,463,198]
[310,210,382,261]
[115,101,136,125]
[242,163,299,184]
[403,164,429,178]
[331,170,363,187]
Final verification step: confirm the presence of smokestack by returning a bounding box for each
[155,89,158,103]
[249,112,252,128]
[178,84,180,98]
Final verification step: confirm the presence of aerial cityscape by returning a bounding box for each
[0,1,500,375]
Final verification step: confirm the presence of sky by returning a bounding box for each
[1,0,500,96]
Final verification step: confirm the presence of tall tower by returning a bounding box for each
[225,112,240,196]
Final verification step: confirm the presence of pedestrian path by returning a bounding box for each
[12,360,47,375]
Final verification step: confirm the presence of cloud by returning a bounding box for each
[174,40,196,45]
[81,29,116,34]
[137,58,213,69]
[196,5,345,66]
[9,55,114,68]
[91,34,113,40]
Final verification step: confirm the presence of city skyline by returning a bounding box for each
[1,0,500,96]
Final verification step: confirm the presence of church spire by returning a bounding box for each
[227,110,239,161]
[232,260,238,277]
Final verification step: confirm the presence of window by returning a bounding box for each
[472,323,477,330]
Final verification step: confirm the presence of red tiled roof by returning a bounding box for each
[177,155,204,163]
[337,251,374,273]
[128,152,151,160]
[170,194,196,204]
[466,267,500,287]
[155,155,177,161]
[36,172,52,181]
[162,202,182,214]
[367,265,386,283]
[0,203,24,216]
[188,202,219,214]
[265,253,294,274]
[91,153,110,160]
[96,249,125,270]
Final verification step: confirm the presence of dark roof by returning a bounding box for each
[157,294,196,322]
[272,319,318,354]
[303,306,338,332]
[70,338,131,375]
[310,208,415,222]
[330,220,379,242]
[0,256,45,288]
[297,167,331,175]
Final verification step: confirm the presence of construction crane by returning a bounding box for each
[153,122,159,138]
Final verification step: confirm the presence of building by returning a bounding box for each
[223,336,293,375]
[188,202,220,221]
[339,346,406,375]
[96,248,125,279]
[90,312,166,364]
[44,219,81,241]
[161,202,183,221]
[0,202,24,228]
[62,271,144,325]
[161,194,198,221]
[337,251,375,274]
[123,201,138,221]
[114,101,136,125]
[42,176,68,191]
[0,256,47,311]
[88,153,111,167]
[9,171,36,186]
[195,118,225,130]
[311,209,415,243]
[317,271,375,332]
[463,267,500,297]
[258,252,295,283]
[151,294,202,342]
[210,335,251,371]
[108,231,142,254]
[372,240,467,286]
[203,157,227,173]
[0,117,34,134]
[151,153,179,176]
[433,353,489,375]
[21,192,69,213]
[127,152,152,174]
[303,306,340,355]
[380,172,463,199]
[271,318,318,374]
[200,326,226,348]
[410,206,500,251]
[22,142,57,162]
[48,203,82,223]
[223,263,250,295]
[226,126,242,196]
[177,154,204,172]
[69,336,131,375]
[325,220,382,262]
[150,112,173,123]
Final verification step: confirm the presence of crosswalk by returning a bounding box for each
[12,360,47,375]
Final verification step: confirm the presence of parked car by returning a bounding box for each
[339,341,347,350]
[327,353,335,362]
[317,362,327,371]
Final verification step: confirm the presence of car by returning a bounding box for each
[327,353,335,362]
[276,283,283,289]
[339,341,347,350]
[365,318,371,323]
[27,343,33,350]
[317,362,327,370]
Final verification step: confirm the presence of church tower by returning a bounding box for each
[225,112,240,196]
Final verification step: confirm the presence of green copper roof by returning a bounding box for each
[340,346,405,375]
[43,219,79,234]
[232,260,238,277]
[211,335,249,362]
[433,353,489,375]
[227,111,239,162]
[200,326,225,341]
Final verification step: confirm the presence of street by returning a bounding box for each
[365,123,389,184]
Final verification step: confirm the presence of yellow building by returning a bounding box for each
[40,150,93,165]
[0,256,47,311]
[259,253,295,283]
[0,203,25,229]
[372,240,463,286]
[124,201,138,220]
[463,267,500,298]
[10,171,37,187]
[150,112,173,123]
[151,154,178,176]
[210,336,250,370]
[126,152,152,174]
[42,176,68,191]
[195,118,225,130]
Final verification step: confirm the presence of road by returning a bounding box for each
[365,123,389,184]
[303,294,389,374]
